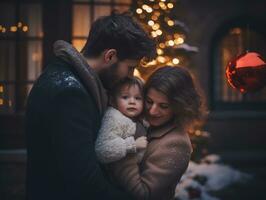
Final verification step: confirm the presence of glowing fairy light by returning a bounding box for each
[159,43,166,48]
[172,58,180,64]
[151,31,157,37]
[168,40,174,46]
[136,8,143,14]
[22,26,28,32]
[0,85,3,93]
[146,7,153,13]
[10,26,17,32]
[167,3,174,9]
[157,48,164,55]
[156,29,162,35]
[174,37,184,44]
[157,56,166,63]
[17,22,22,27]
[167,20,174,26]
[152,23,160,30]
[148,20,155,26]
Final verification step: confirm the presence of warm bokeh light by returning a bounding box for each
[157,48,164,55]
[168,40,174,46]
[156,29,162,35]
[159,43,166,48]
[17,22,23,27]
[174,37,184,45]
[151,31,157,37]
[10,26,17,32]
[0,85,3,93]
[167,20,174,26]
[136,8,143,14]
[148,20,155,26]
[157,56,166,63]
[172,58,180,64]
[167,3,174,8]
[152,23,160,30]
[22,26,28,32]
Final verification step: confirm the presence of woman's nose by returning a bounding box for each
[149,104,158,115]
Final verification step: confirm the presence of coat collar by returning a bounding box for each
[147,120,177,140]
[53,40,108,115]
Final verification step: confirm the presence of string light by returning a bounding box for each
[0,22,29,33]
[148,20,155,26]
[174,37,184,44]
[152,23,160,30]
[10,26,17,32]
[146,7,153,13]
[17,22,22,27]
[0,85,3,93]
[142,5,149,10]
[167,20,174,26]
[155,29,162,35]
[167,3,174,9]
[136,8,143,14]
[168,40,175,46]
[151,31,157,38]
[151,15,158,21]
[157,56,166,63]
[172,58,180,64]
[22,26,28,32]
[159,43,166,48]
[157,48,164,55]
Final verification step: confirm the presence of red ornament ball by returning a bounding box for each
[225,52,266,93]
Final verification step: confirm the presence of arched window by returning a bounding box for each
[211,21,266,110]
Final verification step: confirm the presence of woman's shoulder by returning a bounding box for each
[161,128,193,153]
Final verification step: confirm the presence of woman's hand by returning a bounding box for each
[135,136,147,150]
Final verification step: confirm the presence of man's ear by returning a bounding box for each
[103,49,118,64]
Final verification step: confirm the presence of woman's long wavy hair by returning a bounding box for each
[144,66,207,130]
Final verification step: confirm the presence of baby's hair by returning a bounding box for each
[110,76,144,99]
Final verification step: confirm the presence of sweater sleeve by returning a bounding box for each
[95,108,137,163]
[50,88,133,200]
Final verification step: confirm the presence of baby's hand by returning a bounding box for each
[136,136,147,150]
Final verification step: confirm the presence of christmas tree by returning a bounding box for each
[131,0,198,80]
[131,0,208,161]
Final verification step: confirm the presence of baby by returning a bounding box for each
[95,77,147,164]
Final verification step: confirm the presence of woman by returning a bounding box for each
[109,66,205,200]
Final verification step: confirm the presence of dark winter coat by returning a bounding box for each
[25,41,133,200]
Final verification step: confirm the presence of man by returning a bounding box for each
[26,13,155,200]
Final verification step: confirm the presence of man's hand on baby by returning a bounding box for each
[136,136,147,150]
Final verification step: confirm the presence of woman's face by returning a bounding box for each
[145,88,174,127]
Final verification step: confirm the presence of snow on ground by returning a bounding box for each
[175,154,251,200]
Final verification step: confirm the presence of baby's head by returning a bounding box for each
[110,77,144,119]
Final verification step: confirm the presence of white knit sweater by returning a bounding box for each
[95,107,137,163]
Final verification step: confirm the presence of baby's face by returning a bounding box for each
[115,85,143,118]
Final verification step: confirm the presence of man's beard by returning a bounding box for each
[98,62,121,92]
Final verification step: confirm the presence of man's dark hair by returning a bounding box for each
[81,13,156,61]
